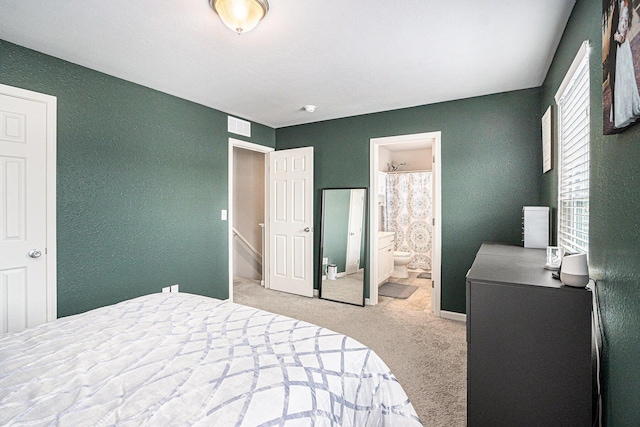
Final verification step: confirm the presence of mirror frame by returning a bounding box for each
[318,187,368,307]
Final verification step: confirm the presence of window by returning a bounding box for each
[555,41,590,254]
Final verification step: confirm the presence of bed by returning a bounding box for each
[0,292,423,426]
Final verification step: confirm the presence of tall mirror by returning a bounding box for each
[319,188,367,306]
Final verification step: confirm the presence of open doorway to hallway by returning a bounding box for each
[227,139,273,301]
[228,140,315,301]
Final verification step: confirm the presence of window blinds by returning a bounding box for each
[557,52,590,254]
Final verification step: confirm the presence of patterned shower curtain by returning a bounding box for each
[384,171,432,271]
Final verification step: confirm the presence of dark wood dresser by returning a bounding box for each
[466,243,592,426]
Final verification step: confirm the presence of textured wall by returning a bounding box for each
[0,39,275,317]
[540,0,640,424]
[276,88,542,313]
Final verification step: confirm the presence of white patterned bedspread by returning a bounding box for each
[0,293,423,426]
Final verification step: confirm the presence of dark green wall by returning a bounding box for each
[8,8,632,422]
[0,39,275,317]
[276,89,543,313]
[541,0,640,425]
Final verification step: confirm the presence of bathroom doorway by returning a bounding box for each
[369,132,442,317]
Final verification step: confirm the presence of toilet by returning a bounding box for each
[393,251,414,278]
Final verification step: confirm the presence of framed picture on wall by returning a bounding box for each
[603,0,640,134]
[542,106,553,173]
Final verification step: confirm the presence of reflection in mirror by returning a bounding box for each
[319,188,367,306]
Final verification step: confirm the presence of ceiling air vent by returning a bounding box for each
[227,116,251,137]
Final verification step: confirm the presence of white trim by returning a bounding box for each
[0,83,57,321]
[228,138,274,303]
[46,94,57,321]
[369,132,442,318]
[555,40,590,104]
[432,134,442,317]
[556,42,590,255]
[440,310,466,323]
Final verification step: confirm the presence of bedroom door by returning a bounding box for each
[345,189,365,274]
[267,147,314,297]
[0,85,56,333]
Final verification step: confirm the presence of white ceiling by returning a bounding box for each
[0,0,576,129]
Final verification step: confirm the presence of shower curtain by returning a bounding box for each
[384,171,432,271]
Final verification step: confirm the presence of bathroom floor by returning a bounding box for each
[378,270,432,312]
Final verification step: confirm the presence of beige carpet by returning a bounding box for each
[233,278,467,427]
[320,271,365,305]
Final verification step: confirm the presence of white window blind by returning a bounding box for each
[556,43,590,254]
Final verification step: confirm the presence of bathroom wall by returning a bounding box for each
[379,147,432,171]
[378,148,391,231]
[387,148,432,171]
[379,146,393,171]
[233,147,265,281]
[378,204,386,232]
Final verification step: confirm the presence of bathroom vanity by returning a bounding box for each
[378,232,395,284]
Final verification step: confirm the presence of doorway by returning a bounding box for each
[228,140,316,302]
[227,138,273,302]
[369,132,442,316]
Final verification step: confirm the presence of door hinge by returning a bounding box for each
[433,155,436,163]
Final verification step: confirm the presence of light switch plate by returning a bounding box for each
[221,209,227,221]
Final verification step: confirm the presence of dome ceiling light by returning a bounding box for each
[210,0,269,35]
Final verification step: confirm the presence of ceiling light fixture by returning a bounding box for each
[210,0,269,35]
[304,105,316,113]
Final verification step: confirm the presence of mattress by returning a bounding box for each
[0,292,423,426]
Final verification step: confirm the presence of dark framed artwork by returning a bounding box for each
[603,0,640,134]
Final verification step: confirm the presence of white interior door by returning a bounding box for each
[345,189,365,274]
[268,147,314,297]
[0,86,55,333]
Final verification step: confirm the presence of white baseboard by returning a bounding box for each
[314,289,319,297]
[440,310,467,322]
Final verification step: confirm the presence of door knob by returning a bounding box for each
[304,227,311,232]
[29,250,42,258]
